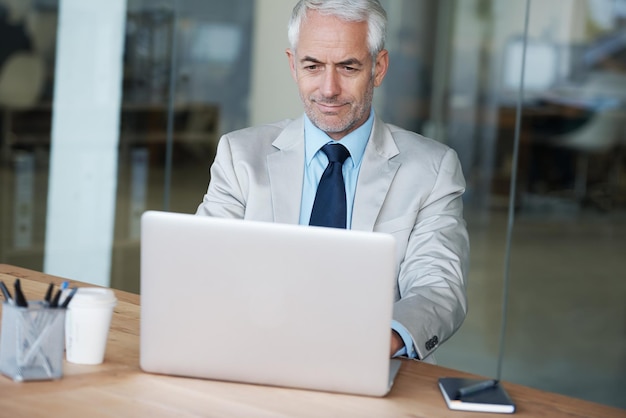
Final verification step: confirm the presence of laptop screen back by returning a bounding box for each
[139,211,397,396]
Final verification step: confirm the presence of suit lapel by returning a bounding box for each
[352,116,400,231]
[266,116,399,229]
[267,118,305,224]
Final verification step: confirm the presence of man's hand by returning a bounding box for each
[390,330,403,357]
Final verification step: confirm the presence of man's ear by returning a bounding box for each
[286,48,298,82]
[373,49,389,87]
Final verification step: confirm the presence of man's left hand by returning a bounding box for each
[390,330,403,357]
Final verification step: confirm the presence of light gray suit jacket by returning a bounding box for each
[196,114,469,361]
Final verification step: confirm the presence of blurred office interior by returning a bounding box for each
[0,0,624,409]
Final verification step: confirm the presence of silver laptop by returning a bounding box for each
[139,210,401,397]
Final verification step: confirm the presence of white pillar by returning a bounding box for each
[44,0,127,287]
[250,0,299,126]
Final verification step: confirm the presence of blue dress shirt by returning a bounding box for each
[299,111,417,359]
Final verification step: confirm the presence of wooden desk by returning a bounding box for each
[0,264,623,417]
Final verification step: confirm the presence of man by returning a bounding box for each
[196,0,469,362]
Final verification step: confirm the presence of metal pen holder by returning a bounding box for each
[0,301,66,381]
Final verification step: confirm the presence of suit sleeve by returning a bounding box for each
[393,148,469,361]
[196,135,246,219]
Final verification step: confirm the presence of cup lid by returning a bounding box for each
[67,287,117,307]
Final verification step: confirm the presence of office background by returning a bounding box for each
[0,0,624,409]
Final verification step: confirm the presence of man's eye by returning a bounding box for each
[305,65,319,71]
[342,66,360,74]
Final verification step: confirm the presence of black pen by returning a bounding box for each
[44,282,54,305]
[457,379,499,398]
[50,289,62,308]
[14,279,28,307]
[60,287,78,308]
[0,281,13,304]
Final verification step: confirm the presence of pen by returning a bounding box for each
[60,287,78,308]
[457,379,499,398]
[50,289,62,308]
[0,281,13,304]
[14,279,28,307]
[44,282,54,305]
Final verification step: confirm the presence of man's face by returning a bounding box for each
[286,11,388,140]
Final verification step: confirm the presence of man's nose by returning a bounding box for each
[320,68,340,98]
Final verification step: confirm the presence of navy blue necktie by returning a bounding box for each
[309,143,350,228]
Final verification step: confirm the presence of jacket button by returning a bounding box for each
[425,336,439,351]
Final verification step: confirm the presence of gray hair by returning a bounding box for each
[287,0,387,59]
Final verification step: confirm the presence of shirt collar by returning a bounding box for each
[304,110,374,167]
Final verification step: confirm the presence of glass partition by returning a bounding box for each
[0,0,624,409]
[110,0,254,291]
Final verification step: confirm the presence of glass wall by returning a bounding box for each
[0,0,624,409]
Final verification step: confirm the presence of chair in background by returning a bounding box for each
[546,106,625,209]
[0,52,44,109]
[0,51,45,163]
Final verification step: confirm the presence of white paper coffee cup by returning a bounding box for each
[64,287,117,365]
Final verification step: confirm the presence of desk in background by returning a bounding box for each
[494,101,626,209]
[0,104,219,293]
[0,264,623,418]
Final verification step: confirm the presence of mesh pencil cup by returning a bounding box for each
[0,301,66,381]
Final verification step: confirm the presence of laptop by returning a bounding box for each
[139,210,401,397]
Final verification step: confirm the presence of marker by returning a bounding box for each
[0,281,13,304]
[457,379,499,398]
[14,279,28,307]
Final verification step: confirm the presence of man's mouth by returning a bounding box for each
[314,101,346,113]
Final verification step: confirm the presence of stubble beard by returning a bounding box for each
[302,78,375,137]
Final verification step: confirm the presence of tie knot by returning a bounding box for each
[321,143,350,164]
